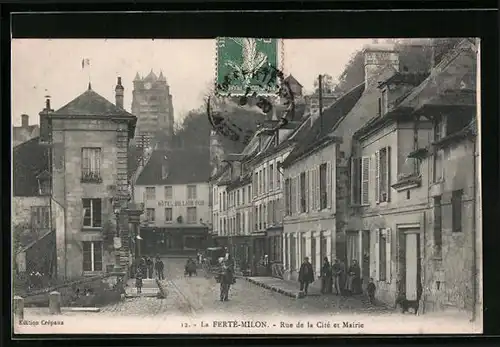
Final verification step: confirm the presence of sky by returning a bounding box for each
[11,38,372,126]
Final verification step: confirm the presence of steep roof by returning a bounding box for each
[53,86,135,117]
[285,74,303,88]
[13,125,39,145]
[282,82,365,167]
[354,39,477,139]
[13,137,49,197]
[135,147,211,186]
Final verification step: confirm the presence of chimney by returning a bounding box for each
[21,114,29,128]
[115,76,124,109]
[363,43,399,87]
[39,96,53,144]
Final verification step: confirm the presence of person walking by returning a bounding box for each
[320,257,333,294]
[298,257,314,296]
[345,259,361,296]
[332,258,344,295]
[219,264,234,302]
[154,256,164,280]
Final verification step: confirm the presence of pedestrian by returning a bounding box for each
[320,257,333,294]
[367,278,376,304]
[146,256,154,279]
[135,268,143,294]
[226,254,235,273]
[155,256,164,280]
[345,259,361,295]
[332,258,343,295]
[298,257,314,296]
[219,264,233,302]
[139,256,147,278]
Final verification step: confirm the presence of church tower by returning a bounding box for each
[131,70,174,149]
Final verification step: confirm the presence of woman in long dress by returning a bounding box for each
[345,259,361,295]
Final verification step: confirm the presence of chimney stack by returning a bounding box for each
[363,43,399,87]
[115,76,124,109]
[21,114,29,128]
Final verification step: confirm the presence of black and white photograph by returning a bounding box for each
[11,35,482,334]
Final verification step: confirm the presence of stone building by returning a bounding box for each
[13,114,40,147]
[281,82,365,280]
[132,70,174,148]
[33,78,136,280]
[133,148,211,255]
[349,38,479,315]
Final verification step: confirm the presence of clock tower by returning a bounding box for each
[131,70,174,149]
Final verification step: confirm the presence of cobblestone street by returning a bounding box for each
[97,257,390,318]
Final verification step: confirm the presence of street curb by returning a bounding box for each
[242,277,301,299]
[61,307,101,313]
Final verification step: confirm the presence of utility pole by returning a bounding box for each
[318,74,323,133]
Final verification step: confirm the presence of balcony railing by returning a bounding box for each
[81,171,102,183]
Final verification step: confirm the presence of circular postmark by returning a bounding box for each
[209,63,295,145]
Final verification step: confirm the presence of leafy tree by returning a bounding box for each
[313,74,336,94]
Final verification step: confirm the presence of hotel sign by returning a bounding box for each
[157,200,205,207]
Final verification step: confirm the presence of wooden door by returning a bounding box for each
[405,233,420,301]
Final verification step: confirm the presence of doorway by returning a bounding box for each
[361,230,370,289]
[400,230,422,302]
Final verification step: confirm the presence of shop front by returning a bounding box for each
[140,226,209,256]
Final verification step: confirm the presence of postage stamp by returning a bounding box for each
[11,34,482,336]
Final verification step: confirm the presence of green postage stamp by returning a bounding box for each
[216,37,281,96]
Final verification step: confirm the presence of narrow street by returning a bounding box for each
[98,257,390,318]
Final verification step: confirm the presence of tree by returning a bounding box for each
[313,74,336,95]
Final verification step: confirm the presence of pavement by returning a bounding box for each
[242,276,321,298]
[13,257,482,334]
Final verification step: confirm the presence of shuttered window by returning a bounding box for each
[83,241,103,272]
[319,163,327,210]
[350,157,361,205]
[284,178,291,215]
[361,157,370,205]
[300,172,306,213]
[327,162,332,209]
[31,206,50,229]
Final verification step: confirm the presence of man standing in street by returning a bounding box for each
[154,255,164,280]
[332,258,343,295]
[298,257,314,296]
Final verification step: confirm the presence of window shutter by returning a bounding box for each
[305,171,310,212]
[375,230,380,281]
[350,157,355,204]
[315,166,320,211]
[93,199,102,227]
[327,162,332,209]
[361,157,370,205]
[386,228,392,284]
[295,176,300,214]
[375,151,380,204]
[386,146,391,202]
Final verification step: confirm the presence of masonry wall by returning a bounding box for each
[134,183,211,226]
[425,137,477,313]
[283,144,337,281]
[52,118,127,280]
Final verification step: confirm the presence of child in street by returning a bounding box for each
[367,278,376,304]
[135,268,143,294]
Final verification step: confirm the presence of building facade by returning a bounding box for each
[134,148,211,255]
[12,78,138,280]
[132,70,174,148]
[13,114,40,147]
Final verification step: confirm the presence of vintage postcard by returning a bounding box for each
[12,37,482,335]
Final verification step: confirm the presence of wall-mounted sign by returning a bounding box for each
[157,200,205,207]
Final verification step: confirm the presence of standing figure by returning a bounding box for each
[320,257,333,294]
[332,259,344,295]
[298,257,314,296]
[219,265,234,302]
[146,256,154,279]
[345,259,361,295]
[135,268,143,294]
[367,278,376,304]
[155,256,165,280]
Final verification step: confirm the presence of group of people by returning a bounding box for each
[134,255,165,294]
[298,257,365,297]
